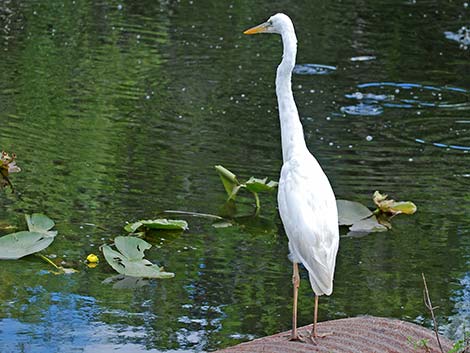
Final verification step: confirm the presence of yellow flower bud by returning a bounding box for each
[86,253,99,263]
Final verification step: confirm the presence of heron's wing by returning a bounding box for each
[278,154,339,295]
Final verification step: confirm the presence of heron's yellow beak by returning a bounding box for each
[243,22,269,35]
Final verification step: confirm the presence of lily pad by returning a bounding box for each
[102,236,174,278]
[348,216,388,234]
[373,191,417,215]
[337,199,373,226]
[124,219,188,233]
[26,213,57,237]
[0,214,57,260]
[0,231,55,260]
[244,177,278,193]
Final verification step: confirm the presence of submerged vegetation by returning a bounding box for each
[0,151,20,192]
[337,191,417,236]
[0,156,418,282]
[215,165,278,214]
[125,218,189,234]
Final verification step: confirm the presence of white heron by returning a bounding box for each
[244,14,339,341]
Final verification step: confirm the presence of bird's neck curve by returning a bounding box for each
[276,27,307,163]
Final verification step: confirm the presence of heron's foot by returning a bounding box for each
[311,331,334,340]
[285,330,306,342]
[289,334,306,343]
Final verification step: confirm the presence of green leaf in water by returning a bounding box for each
[347,216,388,235]
[124,219,189,233]
[0,231,55,260]
[25,213,57,237]
[215,165,241,200]
[243,177,279,193]
[336,199,373,226]
[0,214,57,260]
[373,191,417,215]
[101,236,174,279]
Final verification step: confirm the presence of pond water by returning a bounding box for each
[1,0,470,352]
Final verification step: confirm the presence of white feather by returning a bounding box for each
[266,13,340,297]
[278,152,339,295]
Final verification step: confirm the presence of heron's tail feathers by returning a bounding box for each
[308,270,333,296]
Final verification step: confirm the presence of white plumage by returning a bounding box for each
[278,153,338,295]
[244,13,339,340]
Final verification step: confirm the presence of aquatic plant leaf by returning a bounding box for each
[244,177,278,193]
[1,151,21,191]
[102,236,174,278]
[215,165,241,200]
[124,219,188,233]
[388,201,417,214]
[336,199,373,226]
[348,216,388,234]
[115,236,151,260]
[161,210,223,220]
[0,231,55,260]
[373,191,417,215]
[25,214,56,234]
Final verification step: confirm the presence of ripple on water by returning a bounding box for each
[293,63,336,75]
[340,82,470,152]
[340,103,384,116]
[341,81,470,117]
[444,26,470,50]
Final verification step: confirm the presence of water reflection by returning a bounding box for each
[444,270,470,339]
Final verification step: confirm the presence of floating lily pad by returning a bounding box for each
[348,216,388,234]
[0,231,55,260]
[338,192,417,236]
[125,219,188,233]
[0,214,57,260]
[244,177,278,193]
[337,199,373,226]
[102,236,174,278]
[26,213,57,237]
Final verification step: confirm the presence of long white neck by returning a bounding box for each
[276,27,307,163]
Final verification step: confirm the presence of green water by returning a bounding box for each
[1,0,470,352]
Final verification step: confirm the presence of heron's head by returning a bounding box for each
[243,13,293,36]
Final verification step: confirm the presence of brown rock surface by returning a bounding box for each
[215,316,453,353]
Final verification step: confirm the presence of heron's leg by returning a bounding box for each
[312,295,319,338]
[311,295,333,340]
[289,262,300,341]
